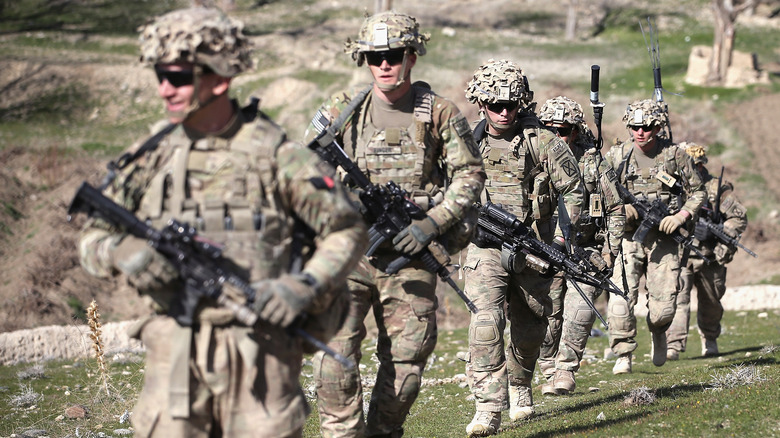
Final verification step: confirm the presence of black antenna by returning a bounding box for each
[639,17,673,142]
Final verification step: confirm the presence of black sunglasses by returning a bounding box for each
[155,68,195,88]
[629,125,655,132]
[556,126,574,137]
[364,49,407,66]
[486,101,519,114]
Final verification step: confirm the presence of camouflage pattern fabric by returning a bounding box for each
[344,11,430,65]
[622,99,668,128]
[305,82,484,436]
[78,103,366,437]
[462,245,553,412]
[538,120,624,377]
[666,169,748,351]
[465,58,533,106]
[604,139,705,355]
[463,108,584,413]
[138,7,253,77]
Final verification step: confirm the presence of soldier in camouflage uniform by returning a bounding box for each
[604,99,705,374]
[303,11,485,438]
[536,96,625,395]
[665,143,748,359]
[76,8,366,437]
[461,61,584,437]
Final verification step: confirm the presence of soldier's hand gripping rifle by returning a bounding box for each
[67,182,355,369]
[616,183,705,259]
[307,126,478,313]
[476,201,627,300]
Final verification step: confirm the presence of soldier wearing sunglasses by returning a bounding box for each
[461,60,584,437]
[76,8,367,437]
[304,11,485,438]
[536,96,625,396]
[603,99,705,374]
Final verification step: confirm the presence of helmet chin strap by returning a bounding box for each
[375,49,410,92]
[482,108,520,134]
[168,65,221,122]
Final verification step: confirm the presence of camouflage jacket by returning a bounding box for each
[692,168,748,259]
[605,137,705,223]
[569,130,624,250]
[474,112,584,240]
[304,84,485,235]
[79,100,367,316]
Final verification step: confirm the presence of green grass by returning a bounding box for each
[1,309,776,437]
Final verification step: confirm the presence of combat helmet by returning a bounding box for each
[465,59,533,107]
[539,96,584,125]
[681,141,708,165]
[622,99,667,128]
[139,7,253,77]
[344,11,430,66]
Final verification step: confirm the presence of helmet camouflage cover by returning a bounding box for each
[345,11,430,66]
[538,96,584,125]
[465,58,533,106]
[681,141,708,165]
[622,99,667,128]
[138,7,253,77]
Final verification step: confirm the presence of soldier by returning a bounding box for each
[536,96,624,395]
[665,143,748,359]
[304,11,485,438]
[461,60,584,436]
[76,8,366,438]
[604,99,705,374]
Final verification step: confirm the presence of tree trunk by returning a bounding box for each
[375,0,392,13]
[565,0,578,41]
[707,0,755,85]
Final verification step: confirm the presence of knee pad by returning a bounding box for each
[469,310,505,372]
[398,373,421,404]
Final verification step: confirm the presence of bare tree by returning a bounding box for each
[707,0,756,84]
[565,0,579,41]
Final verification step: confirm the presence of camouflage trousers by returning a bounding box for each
[462,245,552,412]
[608,231,680,355]
[666,258,728,351]
[131,315,307,438]
[313,254,438,438]
[539,272,601,375]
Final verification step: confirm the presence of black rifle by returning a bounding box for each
[616,184,705,259]
[307,129,478,313]
[67,182,355,368]
[475,201,627,300]
[695,217,757,258]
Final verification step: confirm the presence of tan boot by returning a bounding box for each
[553,369,576,395]
[666,349,680,361]
[613,353,632,374]
[651,331,667,367]
[466,411,500,437]
[541,375,557,396]
[508,384,534,421]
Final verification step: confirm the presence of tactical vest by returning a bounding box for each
[351,85,445,200]
[614,140,684,212]
[134,109,294,313]
[479,116,551,225]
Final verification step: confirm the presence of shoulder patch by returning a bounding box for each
[560,158,578,178]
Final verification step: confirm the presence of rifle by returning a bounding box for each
[616,183,705,259]
[307,126,478,314]
[695,217,757,258]
[67,182,355,369]
[476,201,627,300]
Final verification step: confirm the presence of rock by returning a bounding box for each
[65,404,89,419]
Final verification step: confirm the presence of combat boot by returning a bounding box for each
[666,349,680,361]
[466,411,500,437]
[553,369,576,395]
[541,374,557,395]
[651,331,667,366]
[612,353,632,374]
[702,336,718,357]
[508,384,534,421]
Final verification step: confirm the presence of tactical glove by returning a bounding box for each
[601,248,620,269]
[694,220,712,242]
[714,243,736,264]
[659,211,688,234]
[112,236,179,294]
[252,273,318,327]
[392,216,440,256]
[624,204,639,223]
